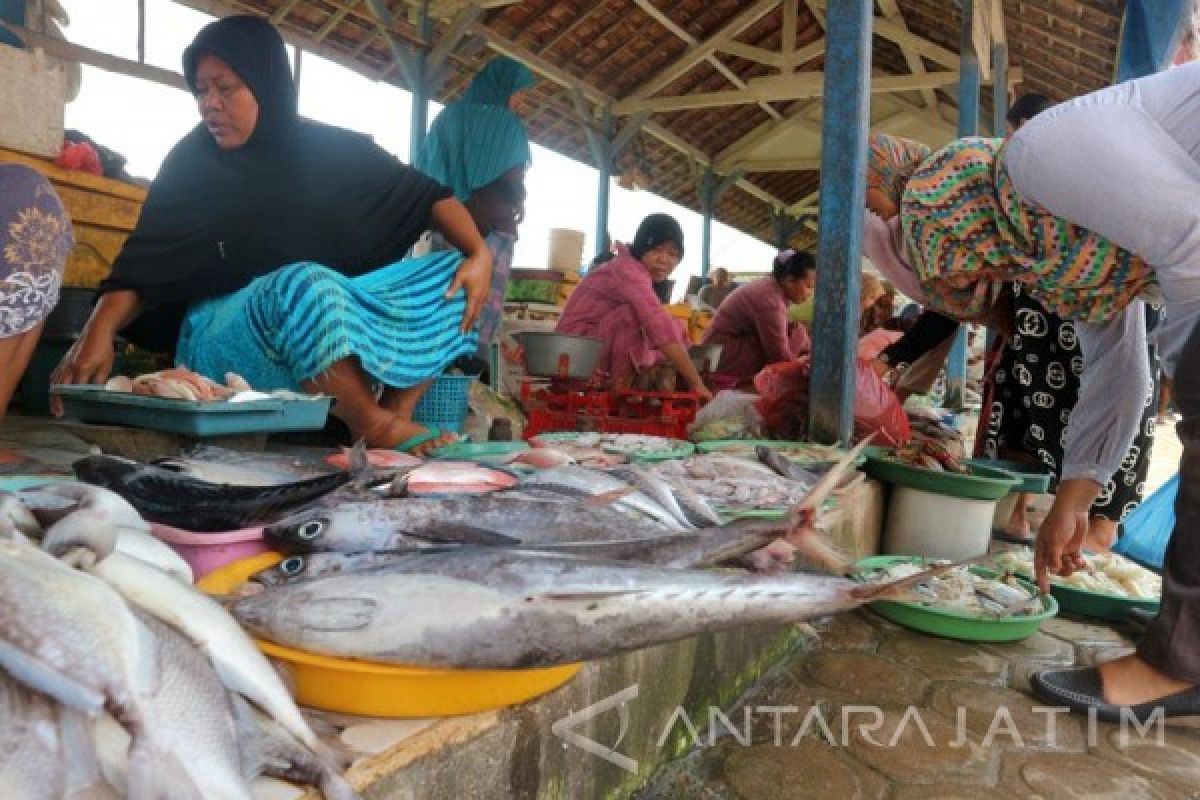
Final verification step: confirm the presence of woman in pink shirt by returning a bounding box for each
[702,250,817,385]
[556,214,710,399]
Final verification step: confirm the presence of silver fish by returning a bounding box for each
[0,490,42,537]
[64,547,343,779]
[756,446,825,484]
[231,547,939,669]
[605,464,696,528]
[264,495,674,554]
[90,614,252,800]
[517,466,687,529]
[0,537,199,799]
[0,671,63,799]
[252,518,790,587]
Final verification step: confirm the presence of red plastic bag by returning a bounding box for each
[57,141,103,175]
[753,357,910,445]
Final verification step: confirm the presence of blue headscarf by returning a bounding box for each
[416,56,535,200]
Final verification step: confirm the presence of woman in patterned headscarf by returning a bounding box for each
[0,164,71,417]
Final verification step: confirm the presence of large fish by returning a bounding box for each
[517,466,688,529]
[0,535,198,799]
[71,445,373,531]
[264,495,675,554]
[251,518,791,587]
[230,547,943,669]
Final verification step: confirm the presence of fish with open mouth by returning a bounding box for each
[72,443,377,531]
[231,546,953,669]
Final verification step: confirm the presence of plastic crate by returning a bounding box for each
[524,408,691,440]
[413,374,476,433]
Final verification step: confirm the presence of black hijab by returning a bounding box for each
[103,15,452,351]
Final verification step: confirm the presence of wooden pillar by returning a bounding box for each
[808,0,872,445]
[944,0,981,411]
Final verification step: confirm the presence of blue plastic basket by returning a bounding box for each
[412,375,476,433]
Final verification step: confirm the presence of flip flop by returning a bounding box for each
[991,528,1036,546]
[394,427,456,454]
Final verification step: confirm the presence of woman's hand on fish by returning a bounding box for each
[48,329,116,416]
[447,248,493,333]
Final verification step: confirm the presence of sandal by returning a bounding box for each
[1031,666,1200,727]
[393,427,457,454]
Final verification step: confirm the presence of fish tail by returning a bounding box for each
[785,521,851,576]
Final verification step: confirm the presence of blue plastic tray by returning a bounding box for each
[52,386,331,437]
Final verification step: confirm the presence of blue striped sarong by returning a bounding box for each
[176,253,477,391]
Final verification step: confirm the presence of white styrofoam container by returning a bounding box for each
[0,45,67,158]
[882,485,997,561]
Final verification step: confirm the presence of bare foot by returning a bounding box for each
[1083,517,1118,552]
[1001,499,1033,541]
[359,413,457,456]
[1098,653,1194,706]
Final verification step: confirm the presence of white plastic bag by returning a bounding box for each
[688,390,765,441]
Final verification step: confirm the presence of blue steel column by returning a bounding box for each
[594,109,613,259]
[944,0,981,410]
[700,167,715,279]
[408,0,432,163]
[808,0,872,445]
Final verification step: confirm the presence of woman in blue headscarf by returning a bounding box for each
[417,56,535,354]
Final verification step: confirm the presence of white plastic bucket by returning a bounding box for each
[547,228,586,273]
[882,486,996,561]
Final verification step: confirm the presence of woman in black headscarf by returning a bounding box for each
[50,15,491,453]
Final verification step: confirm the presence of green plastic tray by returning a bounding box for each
[530,432,694,463]
[1000,565,1161,622]
[0,476,72,492]
[854,555,1058,642]
[52,386,331,437]
[431,441,530,461]
[863,454,1018,500]
[965,458,1052,494]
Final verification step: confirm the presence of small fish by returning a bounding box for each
[72,443,374,531]
[519,466,687,529]
[393,462,518,496]
[755,446,825,484]
[605,464,697,529]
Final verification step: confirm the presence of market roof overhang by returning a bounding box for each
[68,0,1131,248]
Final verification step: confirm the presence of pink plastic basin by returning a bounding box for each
[149,522,269,581]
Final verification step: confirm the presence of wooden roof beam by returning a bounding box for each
[875,0,937,112]
[615,69,1023,113]
[633,0,783,121]
[872,16,959,69]
[623,0,781,101]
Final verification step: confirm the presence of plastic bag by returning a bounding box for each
[752,357,911,445]
[1113,473,1177,570]
[688,390,765,441]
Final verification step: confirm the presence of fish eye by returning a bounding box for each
[297,520,324,540]
[280,557,306,575]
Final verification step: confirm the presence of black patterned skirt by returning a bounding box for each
[978,284,1155,522]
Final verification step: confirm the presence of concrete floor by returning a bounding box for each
[636,610,1200,800]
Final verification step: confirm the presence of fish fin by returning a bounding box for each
[793,434,875,515]
[40,510,119,563]
[0,639,105,712]
[59,708,119,799]
[411,526,519,546]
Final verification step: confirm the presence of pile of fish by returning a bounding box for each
[993,549,1162,600]
[651,447,856,513]
[104,367,253,401]
[863,560,1045,617]
[0,483,358,799]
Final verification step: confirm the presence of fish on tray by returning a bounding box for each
[231,546,955,669]
[392,462,519,496]
[104,367,251,402]
[72,443,378,532]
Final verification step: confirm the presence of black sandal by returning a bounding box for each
[1031,666,1200,727]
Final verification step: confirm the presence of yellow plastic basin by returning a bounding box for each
[199,553,581,717]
